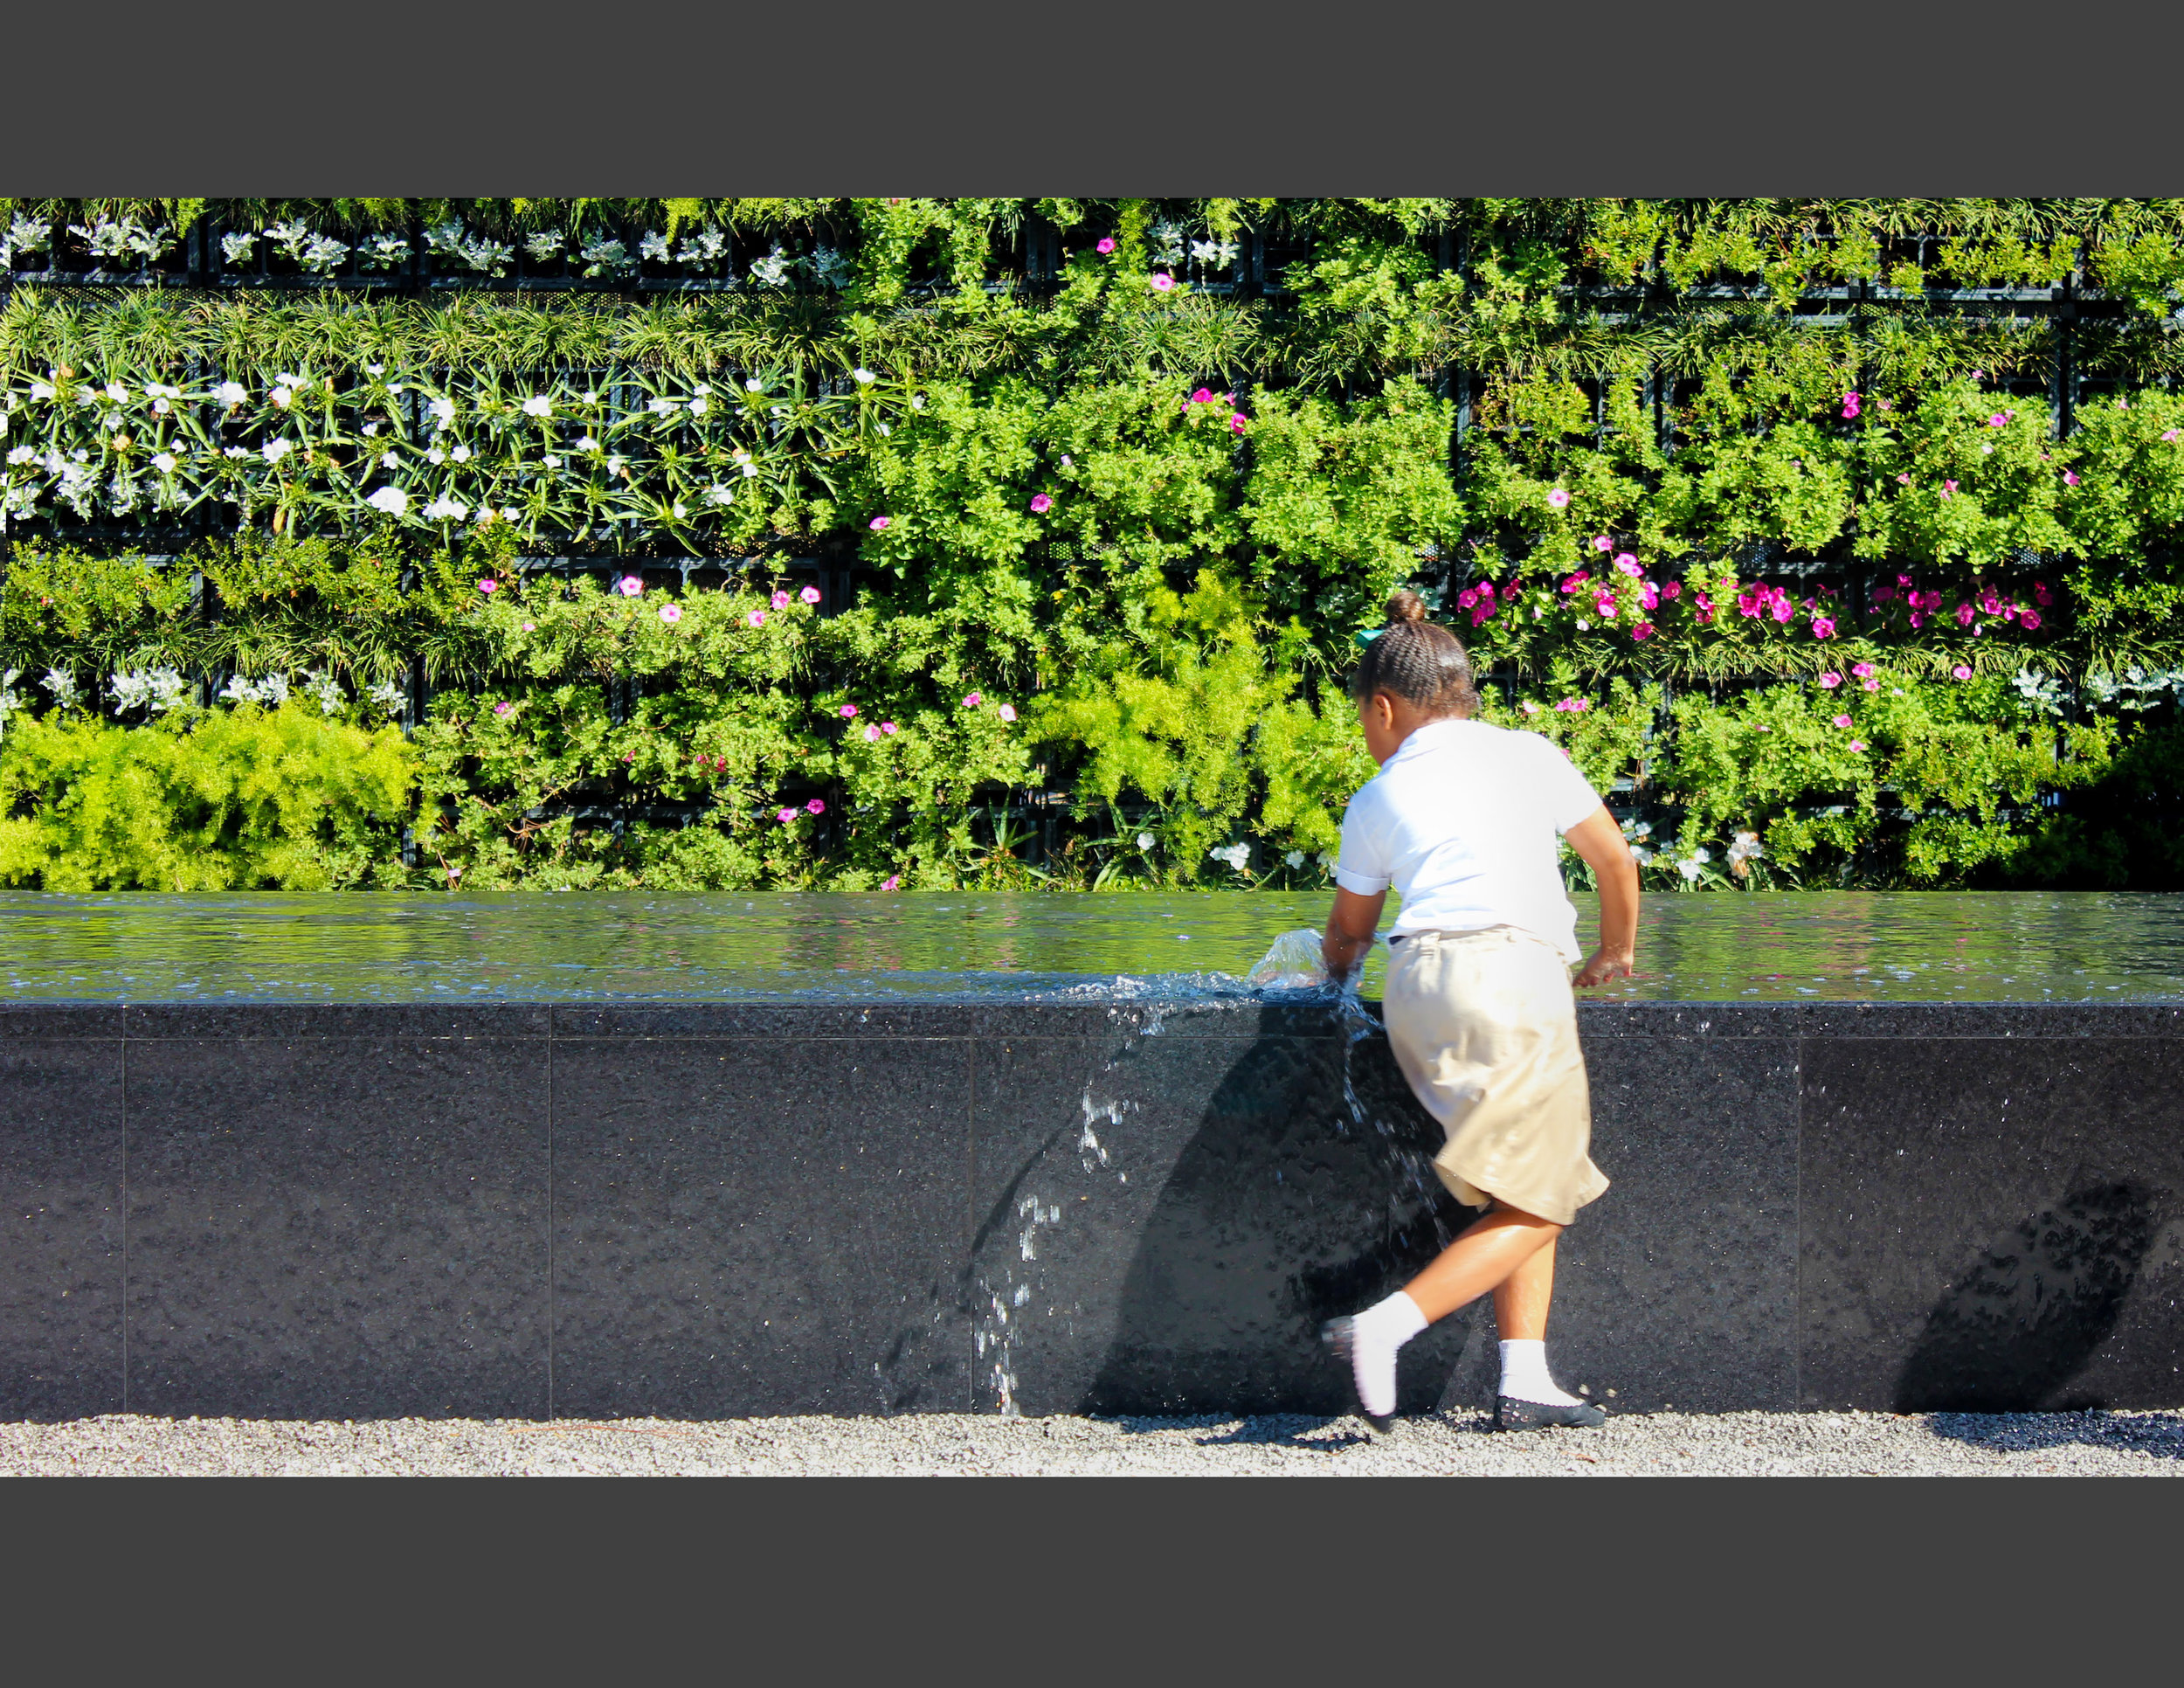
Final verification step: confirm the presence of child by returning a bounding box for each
[1319,590,1639,1432]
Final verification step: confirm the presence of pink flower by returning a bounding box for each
[1989,414,2008,428]
[1851,662,1876,678]
[1941,481,1957,498]
[2165,430,2181,443]
[1191,388,1213,405]
[1546,488,1571,508]
[1910,612,1925,629]
[660,604,682,624]
[617,575,643,597]
[1833,714,1853,729]
[522,621,535,632]
[1593,536,1613,552]
[863,723,881,743]
[962,692,982,708]
[1029,493,1053,514]
[747,610,766,628]
[1561,572,1589,594]
[1631,622,1655,641]
[1693,591,1715,621]
[1842,391,1861,419]
[2034,582,2052,605]
[1863,678,1880,691]
[1812,617,1837,640]
[1229,412,1246,434]
[2063,471,2080,486]
[881,875,902,890]
[869,515,891,531]
[999,702,1017,722]
[1952,664,1973,681]
[1849,740,1867,753]
[477,578,499,595]
[1876,398,1891,410]
[1520,701,1539,715]
[776,807,798,824]
[1095,238,1116,255]
[1457,588,1480,609]
[1614,552,1641,576]
[799,586,821,605]
[881,720,898,735]
[494,701,513,717]
[2020,609,2042,631]
[1771,597,1794,624]
[1151,272,1174,292]
[1955,603,1976,626]
[805,799,826,815]
[1820,672,1843,688]
[771,591,791,610]
[840,704,858,718]
[1662,580,1683,600]
[1897,473,1911,485]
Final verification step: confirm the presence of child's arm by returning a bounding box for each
[1563,806,1639,987]
[1322,888,1386,986]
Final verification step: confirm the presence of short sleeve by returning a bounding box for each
[1334,783,1392,896]
[1527,732,1607,832]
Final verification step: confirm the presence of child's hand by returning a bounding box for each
[1572,945,1634,988]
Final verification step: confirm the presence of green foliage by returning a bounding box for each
[0,702,411,889]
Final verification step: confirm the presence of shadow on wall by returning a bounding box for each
[1077,1028,1472,1417]
[1896,1179,2164,1414]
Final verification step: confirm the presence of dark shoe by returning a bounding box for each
[1319,1318,1396,1433]
[1494,1394,1607,1430]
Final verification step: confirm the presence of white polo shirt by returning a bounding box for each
[1334,717,1606,961]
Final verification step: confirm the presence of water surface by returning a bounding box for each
[3,890,2181,1004]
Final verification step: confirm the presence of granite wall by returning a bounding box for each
[2,999,2180,1421]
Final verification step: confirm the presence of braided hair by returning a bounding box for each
[1349,589,1481,719]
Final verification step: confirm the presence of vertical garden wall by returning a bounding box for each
[5,197,2184,893]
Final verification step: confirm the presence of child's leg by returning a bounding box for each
[1491,1234,1555,1339]
[1400,1201,1562,1323]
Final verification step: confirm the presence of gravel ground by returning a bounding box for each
[2,1408,2179,1476]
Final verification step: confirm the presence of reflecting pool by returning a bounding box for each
[3,889,2182,1004]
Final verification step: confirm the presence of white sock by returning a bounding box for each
[1347,1292,1428,1417]
[1499,1339,1583,1407]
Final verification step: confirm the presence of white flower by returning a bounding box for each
[5,446,33,466]
[424,495,469,521]
[426,447,446,465]
[688,397,708,417]
[274,371,305,390]
[367,486,409,516]
[152,453,176,474]
[428,397,456,429]
[543,454,562,469]
[450,444,473,463]
[269,386,293,409]
[1208,842,1252,871]
[877,423,890,436]
[522,395,551,418]
[1137,833,1156,850]
[29,382,55,401]
[576,435,599,452]
[910,393,925,411]
[744,378,764,393]
[224,446,250,460]
[606,455,627,476]
[104,382,128,403]
[853,368,875,385]
[152,398,169,415]
[647,397,674,415]
[261,439,294,464]
[703,484,733,506]
[739,460,758,479]
[301,234,350,273]
[381,451,399,468]
[366,363,384,377]
[1727,831,1764,863]
[216,381,246,407]
[671,502,688,519]
[1284,850,1305,868]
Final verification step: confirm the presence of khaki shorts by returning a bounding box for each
[1383,926,1609,1227]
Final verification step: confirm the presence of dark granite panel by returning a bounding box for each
[1434,1035,1803,1414]
[1579,1003,1811,1041]
[0,1004,122,1040]
[970,1028,1475,1417]
[966,1000,1347,1041]
[553,1003,978,1041]
[551,1037,972,1418]
[122,1004,549,1040]
[0,1040,124,1417]
[1800,1037,2184,1411]
[126,1039,549,1417]
[1798,1005,2184,1041]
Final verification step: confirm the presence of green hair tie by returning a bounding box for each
[1352,627,1386,649]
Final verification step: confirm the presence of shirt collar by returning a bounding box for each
[1389,717,1464,767]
